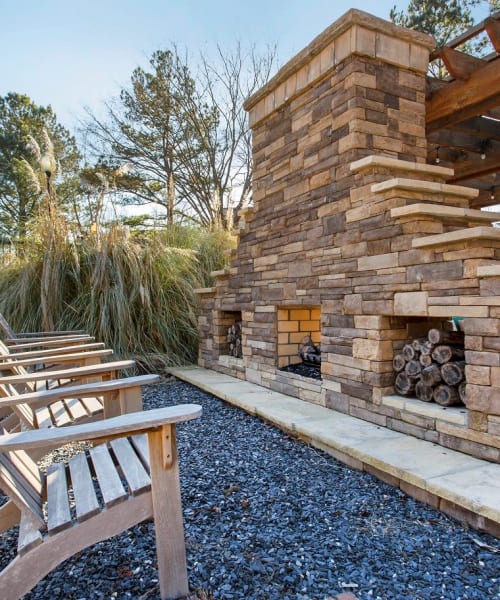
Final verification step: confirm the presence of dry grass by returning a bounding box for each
[0,222,235,371]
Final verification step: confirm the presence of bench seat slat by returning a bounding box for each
[89,444,127,507]
[69,452,100,522]
[49,400,73,427]
[131,434,149,465]
[64,397,89,422]
[34,405,52,429]
[47,463,72,534]
[110,438,151,495]
[80,395,104,416]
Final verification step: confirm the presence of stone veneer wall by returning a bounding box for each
[196,10,500,463]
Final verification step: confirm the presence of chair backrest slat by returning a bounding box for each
[0,452,44,528]
[0,313,16,339]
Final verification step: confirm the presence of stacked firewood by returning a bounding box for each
[227,321,243,358]
[393,328,465,406]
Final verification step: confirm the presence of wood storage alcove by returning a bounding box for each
[393,318,466,408]
[217,311,243,360]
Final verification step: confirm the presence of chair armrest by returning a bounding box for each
[0,343,106,361]
[0,404,202,451]
[0,349,113,368]
[0,374,159,406]
[0,360,136,384]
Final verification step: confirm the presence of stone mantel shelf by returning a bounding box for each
[351,155,454,179]
[391,203,500,223]
[413,226,500,248]
[372,177,479,198]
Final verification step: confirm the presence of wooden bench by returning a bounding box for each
[0,403,202,599]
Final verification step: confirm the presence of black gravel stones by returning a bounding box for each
[1,378,498,599]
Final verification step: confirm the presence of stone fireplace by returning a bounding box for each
[195,9,500,463]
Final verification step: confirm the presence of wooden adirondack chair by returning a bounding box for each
[0,360,141,441]
[0,403,202,600]
[0,374,160,526]
[0,338,113,380]
[0,312,89,345]
[0,359,137,393]
[0,339,108,359]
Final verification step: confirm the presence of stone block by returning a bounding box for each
[464,365,491,386]
[461,317,500,336]
[467,410,488,433]
[358,252,399,271]
[407,260,463,283]
[429,305,489,318]
[491,366,500,388]
[394,291,428,316]
[324,389,351,413]
[465,350,500,367]
[439,499,500,537]
[354,315,392,330]
[488,416,500,437]
[466,384,500,415]
[352,339,393,361]
[344,294,362,314]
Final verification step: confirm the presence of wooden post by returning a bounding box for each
[118,385,143,415]
[147,425,189,600]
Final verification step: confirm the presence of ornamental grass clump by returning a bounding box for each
[0,224,234,371]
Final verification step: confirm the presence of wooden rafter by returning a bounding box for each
[440,47,485,80]
[485,16,500,51]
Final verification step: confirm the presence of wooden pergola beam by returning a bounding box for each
[450,116,500,141]
[450,153,500,182]
[426,58,500,132]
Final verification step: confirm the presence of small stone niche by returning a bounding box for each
[277,306,321,368]
[216,310,243,361]
[392,317,466,407]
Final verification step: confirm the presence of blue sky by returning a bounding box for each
[1,1,411,131]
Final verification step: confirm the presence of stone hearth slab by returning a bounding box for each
[168,366,500,534]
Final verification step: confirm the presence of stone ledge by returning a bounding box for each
[351,155,454,179]
[412,226,500,249]
[372,177,479,198]
[210,268,231,278]
[391,203,500,223]
[194,287,216,295]
[382,394,467,426]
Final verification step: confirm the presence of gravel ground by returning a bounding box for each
[1,378,499,600]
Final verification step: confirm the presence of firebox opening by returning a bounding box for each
[277,306,321,379]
